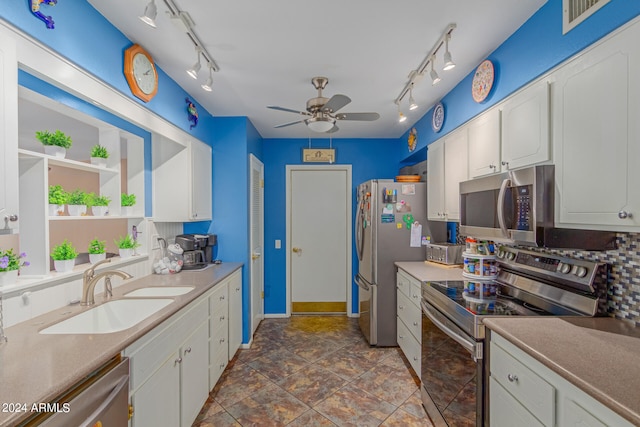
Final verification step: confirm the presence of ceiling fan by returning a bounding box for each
[267,77,380,133]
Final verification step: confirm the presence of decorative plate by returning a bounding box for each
[432,102,444,133]
[408,127,418,152]
[472,59,495,103]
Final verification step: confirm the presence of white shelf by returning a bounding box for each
[462,251,497,259]
[18,149,118,174]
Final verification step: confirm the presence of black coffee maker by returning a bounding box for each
[175,234,217,269]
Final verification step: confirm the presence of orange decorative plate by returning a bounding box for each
[395,175,421,182]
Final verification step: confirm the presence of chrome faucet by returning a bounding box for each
[81,259,133,306]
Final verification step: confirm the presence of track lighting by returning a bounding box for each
[186,49,202,79]
[201,66,214,92]
[443,33,455,71]
[139,0,158,28]
[397,103,407,123]
[408,87,418,111]
[430,59,441,85]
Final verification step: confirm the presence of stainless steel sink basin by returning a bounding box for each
[39,299,173,334]
[124,286,195,298]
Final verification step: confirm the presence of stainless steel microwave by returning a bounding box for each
[459,165,616,250]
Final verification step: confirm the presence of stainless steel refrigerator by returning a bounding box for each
[355,180,446,346]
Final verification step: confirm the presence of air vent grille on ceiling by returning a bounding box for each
[563,0,610,34]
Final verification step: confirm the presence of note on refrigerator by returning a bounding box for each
[410,222,422,247]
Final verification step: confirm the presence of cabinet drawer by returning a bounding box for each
[490,341,555,426]
[397,291,421,342]
[209,284,228,315]
[397,318,421,376]
[396,271,412,299]
[409,281,422,308]
[490,377,544,427]
[209,344,228,390]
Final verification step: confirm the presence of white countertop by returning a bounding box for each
[395,261,464,282]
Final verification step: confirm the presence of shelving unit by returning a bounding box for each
[462,252,498,280]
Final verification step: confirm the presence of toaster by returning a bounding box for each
[425,243,464,265]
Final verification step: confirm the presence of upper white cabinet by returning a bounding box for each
[428,128,468,222]
[500,80,550,171]
[0,32,19,233]
[553,20,640,231]
[153,136,212,222]
[468,108,501,178]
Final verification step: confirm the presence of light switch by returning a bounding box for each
[275,239,281,249]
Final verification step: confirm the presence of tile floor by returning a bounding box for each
[193,316,434,427]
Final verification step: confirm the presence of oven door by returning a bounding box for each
[421,300,483,427]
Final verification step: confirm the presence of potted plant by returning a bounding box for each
[67,189,88,216]
[115,234,140,259]
[48,185,68,216]
[0,249,29,287]
[51,240,78,273]
[90,144,109,168]
[87,192,111,216]
[121,193,136,216]
[36,130,72,158]
[88,238,107,264]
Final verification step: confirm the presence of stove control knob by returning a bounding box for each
[497,250,505,259]
[506,252,516,261]
[557,262,571,274]
[574,266,588,278]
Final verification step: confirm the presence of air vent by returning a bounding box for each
[563,0,610,34]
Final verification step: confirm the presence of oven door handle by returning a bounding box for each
[497,177,511,239]
[421,300,481,360]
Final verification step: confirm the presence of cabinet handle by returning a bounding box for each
[220,363,225,369]
[220,295,225,301]
[5,214,18,222]
[489,164,496,170]
[618,211,633,219]
[220,338,225,343]
[507,373,519,382]
[399,305,404,310]
[413,356,418,361]
[184,347,192,355]
[235,287,240,292]
[413,321,418,326]
[220,315,225,321]
[501,161,509,169]
[412,294,419,299]
[399,335,404,339]
[174,357,182,366]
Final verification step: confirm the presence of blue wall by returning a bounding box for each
[398,0,640,164]
[262,138,400,314]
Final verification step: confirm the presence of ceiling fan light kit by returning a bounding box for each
[268,76,380,134]
[395,23,456,117]
[138,0,219,93]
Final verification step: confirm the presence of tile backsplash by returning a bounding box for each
[459,232,640,326]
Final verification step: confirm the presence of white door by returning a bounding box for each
[444,128,468,221]
[249,154,264,335]
[287,165,352,315]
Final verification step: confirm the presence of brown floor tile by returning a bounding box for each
[314,383,397,426]
[287,409,337,426]
[225,383,309,426]
[351,363,419,406]
[399,390,428,419]
[213,363,273,408]
[277,364,346,406]
[380,408,434,426]
[247,347,311,381]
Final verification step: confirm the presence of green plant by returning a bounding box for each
[87,192,111,207]
[90,144,109,159]
[48,185,68,205]
[121,193,136,207]
[51,240,78,261]
[35,130,72,149]
[88,238,106,255]
[114,234,140,250]
[0,249,29,272]
[67,189,88,205]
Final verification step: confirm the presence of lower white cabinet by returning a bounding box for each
[180,322,209,427]
[490,332,633,427]
[209,282,228,389]
[396,269,422,375]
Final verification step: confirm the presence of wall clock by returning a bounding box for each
[472,59,495,103]
[124,44,158,103]
[432,102,445,133]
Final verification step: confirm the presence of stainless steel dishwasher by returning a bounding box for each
[28,357,129,426]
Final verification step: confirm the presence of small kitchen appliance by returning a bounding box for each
[425,242,464,265]
[175,234,215,269]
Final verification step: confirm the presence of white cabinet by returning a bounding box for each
[209,282,228,389]
[500,79,550,171]
[468,108,501,178]
[228,270,243,360]
[396,269,422,375]
[553,21,640,231]
[490,332,634,427]
[427,129,468,222]
[0,32,19,233]
[179,322,209,427]
[152,136,212,222]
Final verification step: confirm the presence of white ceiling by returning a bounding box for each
[88,0,547,139]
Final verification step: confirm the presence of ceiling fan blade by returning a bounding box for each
[327,124,339,133]
[267,105,310,116]
[336,112,380,121]
[274,119,307,128]
[321,94,351,113]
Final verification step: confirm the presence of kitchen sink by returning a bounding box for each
[124,286,195,297]
[39,298,173,334]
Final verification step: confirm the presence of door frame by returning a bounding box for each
[285,164,353,317]
[249,154,264,337]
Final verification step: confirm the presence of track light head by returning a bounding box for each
[139,0,157,28]
[186,50,202,79]
[443,35,455,71]
[408,88,418,111]
[430,59,441,85]
[201,67,214,91]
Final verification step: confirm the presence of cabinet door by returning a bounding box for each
[228,271,243,360]
[190,140,212,221]
[468,108,501,178]
[443,129,468,221]
[427,139,445,220]
[0,31,19,230]
[553,25,640,230]
[501,80,550,170]
[131,352,181,427]
[180,321,209,427]
[490,377,544,427]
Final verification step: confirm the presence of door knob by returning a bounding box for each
[292,247,302,253]
[252,253,261,260]
[618,211,632,219]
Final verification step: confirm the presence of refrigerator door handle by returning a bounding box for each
[356,198,365,261]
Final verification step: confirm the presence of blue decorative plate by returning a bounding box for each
[432,102,444,133]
